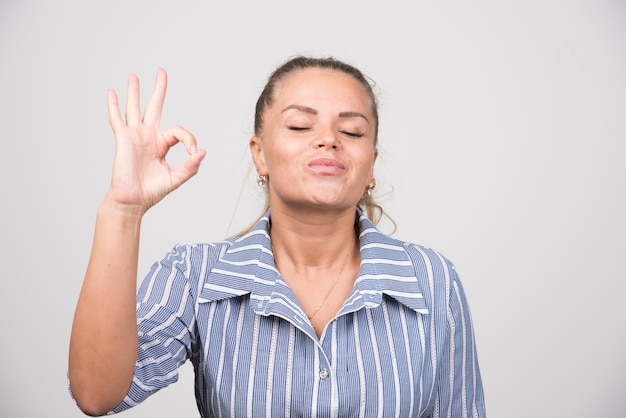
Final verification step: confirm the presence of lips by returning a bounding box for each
[307,158,346,175]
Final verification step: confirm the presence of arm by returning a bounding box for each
[434,265,486,418]
[68,69,206,416]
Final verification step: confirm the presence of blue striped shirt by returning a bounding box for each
[111,210,485,417]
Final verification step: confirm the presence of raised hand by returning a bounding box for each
[69,69,207,415]
[106,68,206,213]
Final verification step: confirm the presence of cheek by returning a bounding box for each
[264,139,302,172]
[358,149,377,174]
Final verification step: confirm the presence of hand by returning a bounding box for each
[105,68,206,213]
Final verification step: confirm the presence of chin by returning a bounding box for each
[306,196,358,211]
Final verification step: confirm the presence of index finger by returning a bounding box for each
[142,68,168,127]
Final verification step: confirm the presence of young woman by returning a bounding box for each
[69,56,485,417]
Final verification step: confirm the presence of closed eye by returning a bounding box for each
[288,126,310,131]
[341,131,364,138]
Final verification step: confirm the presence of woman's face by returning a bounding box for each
[250,68,378,213]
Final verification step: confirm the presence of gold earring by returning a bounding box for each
[257,174,268,186]
[365,178,376,195]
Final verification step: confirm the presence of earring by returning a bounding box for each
[257,174,268,186]
[365,178,377,195]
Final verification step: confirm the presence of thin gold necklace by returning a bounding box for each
[272,232,356,320]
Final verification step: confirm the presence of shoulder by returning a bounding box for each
[166,239,234,266]
[155,240,235,293]
[359,214,456,279]
[358,211,459,280]
[402,242,457,279]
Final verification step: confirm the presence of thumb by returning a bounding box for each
[170,149,207,190]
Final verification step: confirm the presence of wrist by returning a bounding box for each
[98,197,146,227]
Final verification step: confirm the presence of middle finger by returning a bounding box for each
[125,74,142,126]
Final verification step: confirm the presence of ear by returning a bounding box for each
[249,136,268,175]
[369,147,379,177]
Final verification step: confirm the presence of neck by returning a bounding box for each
[269,206,358,268]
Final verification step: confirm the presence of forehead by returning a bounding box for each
[272,68,372,110]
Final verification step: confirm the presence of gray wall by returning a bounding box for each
[1,1,624,416]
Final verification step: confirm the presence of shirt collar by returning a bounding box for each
[198,209,429,315]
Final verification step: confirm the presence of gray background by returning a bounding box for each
[1,1,625,417]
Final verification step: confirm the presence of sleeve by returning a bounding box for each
[433,263,486,418]
[110,244,199,414]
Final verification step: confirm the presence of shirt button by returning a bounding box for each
[319,369,330,379]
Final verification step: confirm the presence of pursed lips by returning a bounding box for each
[307,158,346,175]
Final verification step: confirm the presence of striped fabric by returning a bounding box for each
[111,210,485,417]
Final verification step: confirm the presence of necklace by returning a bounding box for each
[272,232,356,320]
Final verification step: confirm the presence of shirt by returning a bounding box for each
[111,210,485,417]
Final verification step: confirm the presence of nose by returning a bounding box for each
[316,128,340,149]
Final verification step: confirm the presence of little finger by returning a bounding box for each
[107,89,124,131]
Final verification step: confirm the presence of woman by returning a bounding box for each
[69,56,485,417]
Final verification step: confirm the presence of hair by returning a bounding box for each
[241,55,393,234]
[254,56,379,146]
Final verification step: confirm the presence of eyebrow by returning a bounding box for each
[281,104,370,124]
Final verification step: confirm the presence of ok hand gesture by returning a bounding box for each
[106,68,206,214]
